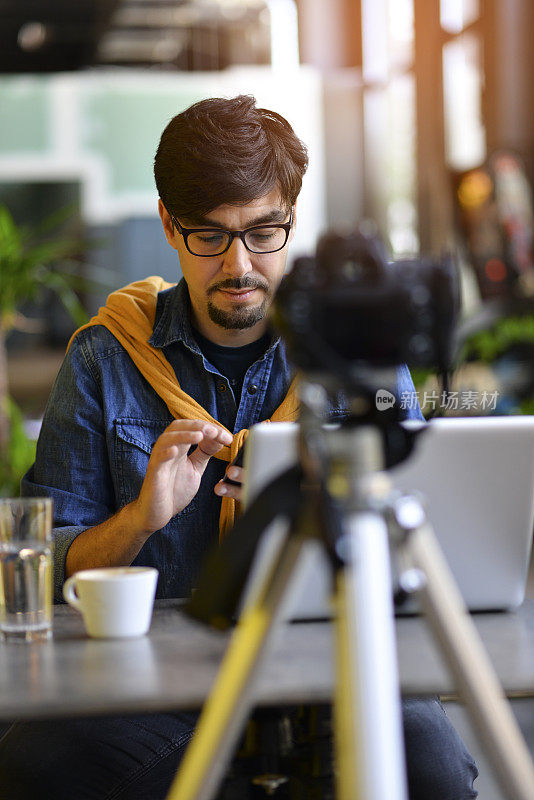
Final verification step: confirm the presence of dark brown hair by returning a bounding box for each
[154,95,308,220]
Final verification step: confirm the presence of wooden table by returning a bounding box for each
[0,599,533,722]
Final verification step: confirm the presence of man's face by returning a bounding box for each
[159,188,294,345]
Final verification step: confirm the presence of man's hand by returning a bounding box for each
[133,419,233,534]
[214,464,244,503]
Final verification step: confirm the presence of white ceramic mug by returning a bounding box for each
[63,567,158,638]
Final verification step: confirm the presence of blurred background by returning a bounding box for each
[1,3,534,796]
[1,0,534,480]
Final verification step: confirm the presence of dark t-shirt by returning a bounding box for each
[193,328,272,407]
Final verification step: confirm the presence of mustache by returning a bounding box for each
[208,277,269,294]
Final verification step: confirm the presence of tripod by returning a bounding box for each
[166,402,534,800]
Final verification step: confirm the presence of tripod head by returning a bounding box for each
[274,228,460,468]
[274,228,459,383]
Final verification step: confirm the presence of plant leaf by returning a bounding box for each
[43,272,89,327]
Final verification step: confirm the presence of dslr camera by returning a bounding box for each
[274,230,459,383]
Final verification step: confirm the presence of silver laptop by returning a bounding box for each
[241,417,534,619]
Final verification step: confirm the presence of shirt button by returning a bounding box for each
[217,383,227,393]
[247,384,258,395]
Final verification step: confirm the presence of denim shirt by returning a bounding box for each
[22,279,423,601]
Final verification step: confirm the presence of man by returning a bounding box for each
[0,95,478,799]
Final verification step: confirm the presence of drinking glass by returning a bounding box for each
[0,498,53,642]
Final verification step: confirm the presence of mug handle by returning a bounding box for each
[63,575,83,610]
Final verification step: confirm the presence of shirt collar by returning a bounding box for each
[149,278,199,351]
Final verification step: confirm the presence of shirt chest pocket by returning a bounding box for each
[113,418,199,519]
[113,418,198,519]
[113,417,196,517]
[114,419,167,506]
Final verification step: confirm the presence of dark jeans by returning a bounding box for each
[0,699,477,800]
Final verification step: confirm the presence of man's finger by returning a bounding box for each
[152,430,203,460]
[225,465,244,483]
[188,429,231,468]
[214,478,243,503]
[162,419,228,441]
[197,424,233,449]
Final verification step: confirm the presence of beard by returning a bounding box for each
[206,277,270,330]
[207,296,268,330]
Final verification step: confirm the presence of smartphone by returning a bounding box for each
[221,443,245,486]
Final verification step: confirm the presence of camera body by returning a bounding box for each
[274,231,459,378]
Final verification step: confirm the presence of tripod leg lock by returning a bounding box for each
[389,493,428,537]
[384,492,429,607]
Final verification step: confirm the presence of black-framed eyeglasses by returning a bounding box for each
[169,208,294,257]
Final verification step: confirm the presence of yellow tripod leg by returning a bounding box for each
[166,605,270,800]
[334,570,362,800]
[166,531,305,800]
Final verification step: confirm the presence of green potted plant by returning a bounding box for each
[0,204,91,494]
